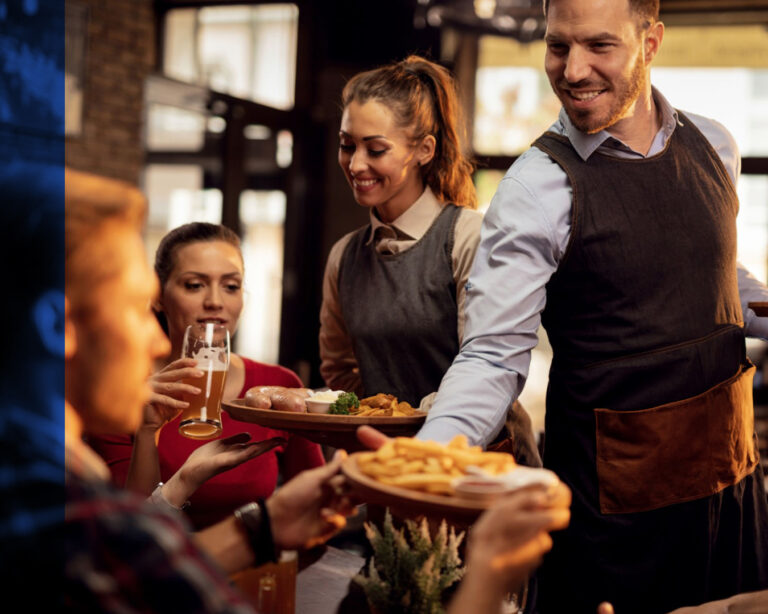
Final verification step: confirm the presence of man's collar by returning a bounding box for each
[557,86,680,161]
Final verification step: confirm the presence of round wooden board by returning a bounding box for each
[748,302,768,317]
[222,399,426,451]
[340,452,488,525]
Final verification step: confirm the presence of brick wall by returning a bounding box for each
[65,0,155,185]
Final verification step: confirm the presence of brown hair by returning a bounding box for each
[341,55,477,210]
[154,222,242,288]
[65,168,146,307]
[544,0,659,25]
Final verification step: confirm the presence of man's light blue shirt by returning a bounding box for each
[419,87,768,447]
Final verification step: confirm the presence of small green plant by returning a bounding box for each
[329,391,359,415]
[354,509,465,614]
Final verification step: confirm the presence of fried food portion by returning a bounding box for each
[356,405,393,417]
[356,435,516,495]
[395,401,415,416]
[360,393,396,409]
[356,393,415,417]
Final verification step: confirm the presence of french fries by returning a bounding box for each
[352,393,416,417]
[356,435,516,496]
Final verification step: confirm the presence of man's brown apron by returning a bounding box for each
[531,114,768,614]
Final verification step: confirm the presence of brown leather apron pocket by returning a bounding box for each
[595,363,757,514]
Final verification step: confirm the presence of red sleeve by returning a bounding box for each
[281,434,326,479]
[86,433,134,488]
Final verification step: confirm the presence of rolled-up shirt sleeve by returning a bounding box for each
[419,152,570,447]
[452,209,484,344]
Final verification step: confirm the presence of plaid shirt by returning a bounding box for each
[62,444,256,614]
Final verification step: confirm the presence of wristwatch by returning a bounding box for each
[234,499,278,566]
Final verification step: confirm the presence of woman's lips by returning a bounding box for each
[197,318,227,325]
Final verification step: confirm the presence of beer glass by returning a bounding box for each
[231,550,298,614]
[178,322,229,439]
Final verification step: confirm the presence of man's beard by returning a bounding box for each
[560,49,647,134]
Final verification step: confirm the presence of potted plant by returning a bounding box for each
[354,510,465,614]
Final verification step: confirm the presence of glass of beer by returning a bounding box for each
[231,550,298,614]
[178,322,229,439]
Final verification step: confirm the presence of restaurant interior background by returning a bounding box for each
[64,0,768,468]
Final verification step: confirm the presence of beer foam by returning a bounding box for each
[189,346,229,370]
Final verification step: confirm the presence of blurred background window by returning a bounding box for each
[474,37,556,157]
[142,164,222,261]
[141,4,301,365]
[146,104,207,152]
[163,4,298,110]
[238,190,287,363]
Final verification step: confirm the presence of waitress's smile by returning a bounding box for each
[351,174,381,193]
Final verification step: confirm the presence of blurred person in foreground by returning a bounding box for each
[62,167,352,611]
[417,0,768,612]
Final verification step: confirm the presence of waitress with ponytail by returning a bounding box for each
[319,55,538,464]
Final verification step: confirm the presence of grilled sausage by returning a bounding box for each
[245,386,311,412]
[245,388,272,409]
[270,389,307,412]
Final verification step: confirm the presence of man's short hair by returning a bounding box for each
[65,168,147,309]
[543,0,659,25]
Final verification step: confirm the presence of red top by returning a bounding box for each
[88,357,325,530]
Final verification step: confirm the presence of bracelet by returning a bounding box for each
[234,499,278,566]
[150,482,190,512]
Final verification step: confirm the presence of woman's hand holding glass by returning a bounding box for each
[127,358,206,495]
[142,357,204,433]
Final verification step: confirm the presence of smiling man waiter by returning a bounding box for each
[418,0,768,612]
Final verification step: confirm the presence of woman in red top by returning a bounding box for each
[90,222,324,529]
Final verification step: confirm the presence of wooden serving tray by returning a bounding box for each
[222,399,426,451]
[340,452,489,525]
[748,302,768,317]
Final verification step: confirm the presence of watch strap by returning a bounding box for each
[234,499,278,566]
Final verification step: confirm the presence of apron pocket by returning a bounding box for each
[595,363,757,514]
